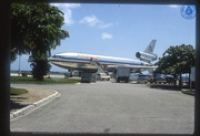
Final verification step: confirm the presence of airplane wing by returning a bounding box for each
[106,65,158,73]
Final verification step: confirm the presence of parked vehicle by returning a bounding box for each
[165,75,175,84]
[177,73,190,85]
[138,74,149,83]
[153,74,167,84]
[97,73,110,81]
[129,73,149,83]
[129,73,139,81]
[112,67,130,83]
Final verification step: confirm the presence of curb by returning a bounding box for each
[181,90,195,96]
[10,91,60,119]
[181,88,195,96]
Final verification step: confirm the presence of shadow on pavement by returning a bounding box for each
[148,84,195,96]
[10,99,28,112]
[147,84,181,91]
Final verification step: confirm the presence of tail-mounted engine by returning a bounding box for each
[136,52,157,63]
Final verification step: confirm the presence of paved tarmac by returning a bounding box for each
[10,82,194,134]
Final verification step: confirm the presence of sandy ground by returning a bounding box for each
[10,87,55,113]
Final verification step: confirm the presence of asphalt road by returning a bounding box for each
[10,82,194,134]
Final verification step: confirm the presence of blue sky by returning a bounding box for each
[11,3,196,72]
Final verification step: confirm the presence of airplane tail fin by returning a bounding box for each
[144,39,156,53]
[136,39,157,63]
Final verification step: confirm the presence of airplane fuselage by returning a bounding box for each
[49,53,150,73]
[49,40,157,73]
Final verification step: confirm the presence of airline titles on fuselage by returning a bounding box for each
[77,54,101,61]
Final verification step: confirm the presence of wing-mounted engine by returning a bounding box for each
[136,52,157,63]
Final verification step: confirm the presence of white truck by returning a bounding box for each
[97,73,110,81]
[112,67,130,83]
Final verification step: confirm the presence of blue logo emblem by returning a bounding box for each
[180,2,197,19]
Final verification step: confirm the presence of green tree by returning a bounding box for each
[11,3,69,80]
[154,44,195,86]
[29,55,51,81]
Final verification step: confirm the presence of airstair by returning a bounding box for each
[91,61,105,73]
[80,59,105,83]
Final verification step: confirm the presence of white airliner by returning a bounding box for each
[49,40,158,73]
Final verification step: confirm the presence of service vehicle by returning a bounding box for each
[112,67,130,83]
[97,73,110,81]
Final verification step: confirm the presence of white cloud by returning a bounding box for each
[80,15,100,27]
[51,3,81,9]
[63,9,74,25]
[80,15,114,29]
[99,23,114,29]
[169,4,179,8]
[101,32,113,40]
[51,3,81,26]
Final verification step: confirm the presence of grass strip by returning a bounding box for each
[10,76,80,84]
[10,87,28,95]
